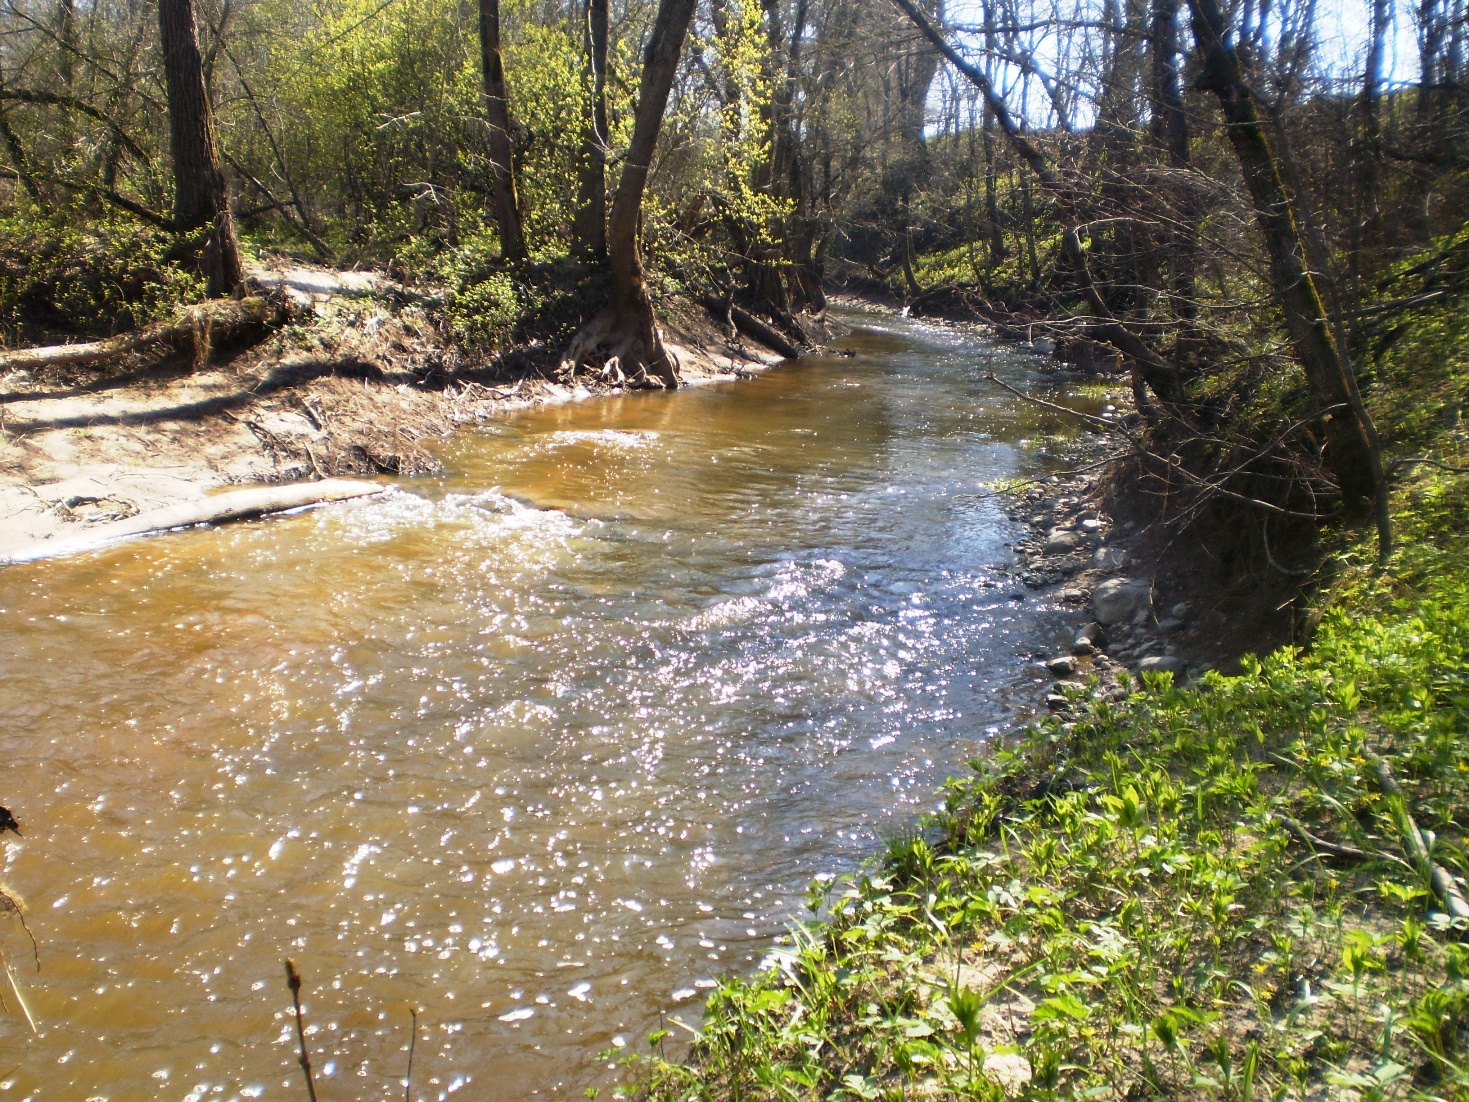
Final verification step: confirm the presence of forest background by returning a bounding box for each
[0,0,1464,552]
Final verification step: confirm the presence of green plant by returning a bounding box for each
[445,272,523,346]
[0,212,204,341]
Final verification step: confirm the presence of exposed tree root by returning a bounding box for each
[558,306,680,389]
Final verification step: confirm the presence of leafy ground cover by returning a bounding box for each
[626,253,1469,1101]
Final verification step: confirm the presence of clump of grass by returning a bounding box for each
[624,249,1469,1101]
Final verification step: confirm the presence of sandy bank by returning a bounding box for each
[0,264,790,562]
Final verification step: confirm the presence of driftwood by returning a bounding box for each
[1281,815,1369,861]
[0,294,292,375]
[0,479,387,566]
[706,300,802,359]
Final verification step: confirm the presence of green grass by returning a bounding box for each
[623,248,1469,1101]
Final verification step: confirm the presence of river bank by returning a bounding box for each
[632,280,1469,1099]
[0,264,790,562]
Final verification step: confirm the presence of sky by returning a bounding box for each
[928,0,1423,131]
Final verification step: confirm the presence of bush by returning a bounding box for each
[0,214,204,343]
[445,271,524,346]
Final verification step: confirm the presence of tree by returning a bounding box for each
[1147,0,1197,321]
[1187,0,1390,554]
[561,0,700,388]
[159,0,244,297]
[571,0,611,259]
[479,0,527,261]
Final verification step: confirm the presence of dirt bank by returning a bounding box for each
[0,264,791,561]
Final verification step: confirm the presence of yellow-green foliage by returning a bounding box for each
[239,0,591,256]
[0,214,204,341]
[709,0,790,238]
[445,269,523,345]
[647,0,789,282]
[910,244,985,288]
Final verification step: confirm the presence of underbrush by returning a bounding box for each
[628,254,1469,1100]
[0,212,206,343]
[409,233,611,352]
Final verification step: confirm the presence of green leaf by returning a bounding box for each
[1031,993,1091,1023]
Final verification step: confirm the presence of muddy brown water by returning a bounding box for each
[0,312,1100,1100]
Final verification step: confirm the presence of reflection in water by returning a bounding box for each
[0,312,1089,1099]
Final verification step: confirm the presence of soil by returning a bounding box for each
[0,264,789,561]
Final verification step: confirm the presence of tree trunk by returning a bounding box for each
[1188,0,1389,551]
[980,2,1006,269]
[898,0,943,156]
[981,116,1005,268]
[1350,0,1389,290]
[561,0,699,388]
[572,0,610,259]
[58,0,79,88]
[1148,0,1197,320]
[0,63,43,206]
[759,0,825,315]
[479,0,527,261]
[159,0,244,297]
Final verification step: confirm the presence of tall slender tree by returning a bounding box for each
[1351,0,1390,288]
[572,0,611,259]
[561,0,700,387]
[1148,0,1196,320]
[1187,0,1389,553]
[159,0,243,297]
[479,0,527,261]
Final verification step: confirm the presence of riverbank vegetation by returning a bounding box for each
[632,270,1469,1099]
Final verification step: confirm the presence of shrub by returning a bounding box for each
[0,214,204,343]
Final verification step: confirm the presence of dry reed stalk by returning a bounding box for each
[284,959,319,1102]
[404,1007,418,1102]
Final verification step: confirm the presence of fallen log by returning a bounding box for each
[0,294,293,374]
[0,479,388,566]
[705,300,802,360]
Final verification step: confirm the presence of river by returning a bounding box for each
[0,310,1093,1100]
